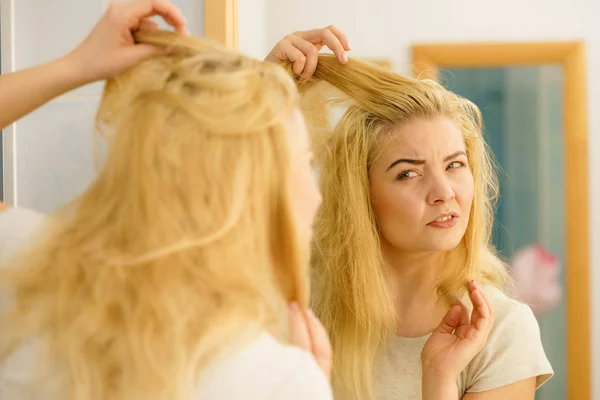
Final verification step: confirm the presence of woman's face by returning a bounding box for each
[288,109,322,243]
[369,116,474,255]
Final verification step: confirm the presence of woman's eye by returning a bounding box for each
[447,161,464,170]
[397,170,418,180]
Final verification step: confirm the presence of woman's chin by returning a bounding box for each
[421,231,465,252]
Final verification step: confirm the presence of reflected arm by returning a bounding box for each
[0,54,90,130]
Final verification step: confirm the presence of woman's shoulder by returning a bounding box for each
[195,331,332,400]
[1,330,332,400]
[461,284,528,324]
[479,284,524,318]
[474,285,547,345]
[460,285,554,393]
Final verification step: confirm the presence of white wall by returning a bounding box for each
[238,0,268,58]
[262,0,600,397]
[1,0,205,213]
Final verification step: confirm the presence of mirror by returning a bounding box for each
[412,42,589,400]
[447,65,565,400]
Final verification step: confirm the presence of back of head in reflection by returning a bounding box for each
[0,31,322,399]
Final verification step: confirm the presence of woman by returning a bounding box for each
[0,29,330,400]
[266,28,553,400]
[0,7,493,400]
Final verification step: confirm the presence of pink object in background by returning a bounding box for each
[510,243,563,316]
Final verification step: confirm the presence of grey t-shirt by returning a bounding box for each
[375,286,553,399]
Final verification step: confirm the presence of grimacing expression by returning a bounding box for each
[370,116,474,255]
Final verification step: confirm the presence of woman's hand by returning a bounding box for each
[265,26,351,84]
[421,281,494,389]
[67,0,189,85]
[289,303,333,379]
[0,0,188,130]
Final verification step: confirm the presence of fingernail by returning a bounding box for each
[341,53,348,63]
[346,42,352,50]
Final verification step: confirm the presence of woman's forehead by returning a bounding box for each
[380,117,466,157]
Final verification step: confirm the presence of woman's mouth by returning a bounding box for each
[427,214,459,228]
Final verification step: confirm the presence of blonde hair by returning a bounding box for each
[288,56,511,400]
[0,32,306,400]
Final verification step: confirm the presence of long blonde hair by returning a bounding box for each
[0,32,307,400]
[289,55,511,400]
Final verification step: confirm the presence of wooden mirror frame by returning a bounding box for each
[412,42,589,400]
[205,0,238,49]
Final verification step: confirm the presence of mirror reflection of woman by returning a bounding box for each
[266,27,553,400]
[1,3,494,400]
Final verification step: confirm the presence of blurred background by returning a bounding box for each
[1,0,598,399]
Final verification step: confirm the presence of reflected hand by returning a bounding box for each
[265,26,351,83]
[421,281,494,381]
[289,303,332,379]
[68,0,189,84]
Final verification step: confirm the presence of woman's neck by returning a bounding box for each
[384,248,449,338]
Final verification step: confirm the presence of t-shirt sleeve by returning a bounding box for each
[466,301,554,393]
[268,350,333,400]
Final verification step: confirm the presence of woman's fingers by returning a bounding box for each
[280,39,309,76]
[306,310,333,379]
[138,17,161,32]
[478,281,494,319]
[435,304,463,334]
[288,304,333,379]
[458,300,469,326]
[124,0,189,34]
[462,281,494,346]
[283,35,320,82]
[326,25,351,50]
[265,26,351,83]
[321,28,348,64]
[295,26,348,64]
[467,281,492,329]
